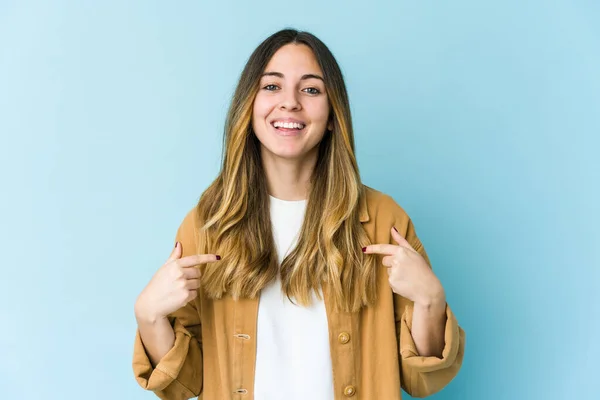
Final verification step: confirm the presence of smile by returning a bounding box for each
[270,121,306,136]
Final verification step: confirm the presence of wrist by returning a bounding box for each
[415,288,446,311]
[134,299,162,324]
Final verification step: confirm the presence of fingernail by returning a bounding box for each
[393,227,398,233]
[216,255,221,260]
[362,247,367,252]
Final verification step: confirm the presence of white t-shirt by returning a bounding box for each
[253,195,334,400]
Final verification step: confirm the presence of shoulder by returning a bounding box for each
[178,206,200,234]
[362,184,427,256]
[174,206,203,256]
[362,184,411,224]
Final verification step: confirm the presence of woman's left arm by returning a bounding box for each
[411,294,448,358]
[364,217,466,397]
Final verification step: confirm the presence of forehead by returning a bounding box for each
[263,44,323,76]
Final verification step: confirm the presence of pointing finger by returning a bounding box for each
[177,254,221,268]
[363,243,398,255]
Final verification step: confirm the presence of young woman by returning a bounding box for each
[132,29,465,400]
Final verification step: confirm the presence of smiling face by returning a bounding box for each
[252,43,333,162]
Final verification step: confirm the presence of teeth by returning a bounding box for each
[273,121,305,129]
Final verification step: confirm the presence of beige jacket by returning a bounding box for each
[132,186,465,399]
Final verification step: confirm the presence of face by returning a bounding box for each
[252,43,333,162]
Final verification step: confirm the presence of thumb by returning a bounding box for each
[391,226,413,250]
[167,241,183,262]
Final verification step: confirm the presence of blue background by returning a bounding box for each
[1,1,598,399]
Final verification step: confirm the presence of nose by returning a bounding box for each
[278,89,301,111]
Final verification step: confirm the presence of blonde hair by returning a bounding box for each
[194,29,377,312]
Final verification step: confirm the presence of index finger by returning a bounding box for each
[363,244,398,255]
[178,254,221,268]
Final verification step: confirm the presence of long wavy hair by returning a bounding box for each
[194,28,377,312]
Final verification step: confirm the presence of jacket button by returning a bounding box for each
[343,385,356,397]
[338,332,350,344]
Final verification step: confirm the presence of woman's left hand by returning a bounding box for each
[363,227,445,306]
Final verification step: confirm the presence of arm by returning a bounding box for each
[395,294,465,398]
[395,218,466,398]
[132,209,204,400]
[133,301,203,400]
[411,297,448,358]
[135,309,175,368]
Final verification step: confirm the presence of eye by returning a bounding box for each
[304,87,321,95]
[263,84,279,91]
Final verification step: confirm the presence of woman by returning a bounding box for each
[132,28,465,400]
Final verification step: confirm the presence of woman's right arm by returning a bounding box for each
[132,297,204,400]
[134,306,175,368]
[132,211,220,400]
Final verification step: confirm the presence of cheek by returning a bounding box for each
[307,100,331,124]
[253,94,275,119]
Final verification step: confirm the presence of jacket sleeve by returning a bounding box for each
[132,208,203,400]
[393,214,466,398]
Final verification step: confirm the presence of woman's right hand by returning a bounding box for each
[134,242,221,322]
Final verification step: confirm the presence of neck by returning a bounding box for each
[261,150,317,201]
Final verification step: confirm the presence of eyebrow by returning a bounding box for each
[261,71,324,82]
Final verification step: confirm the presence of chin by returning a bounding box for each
[268,148,303,160]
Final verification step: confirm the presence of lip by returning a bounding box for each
[269,118,306,136]
[270,119,306,136]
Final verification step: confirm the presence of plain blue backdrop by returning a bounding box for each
[1,1,598,399]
